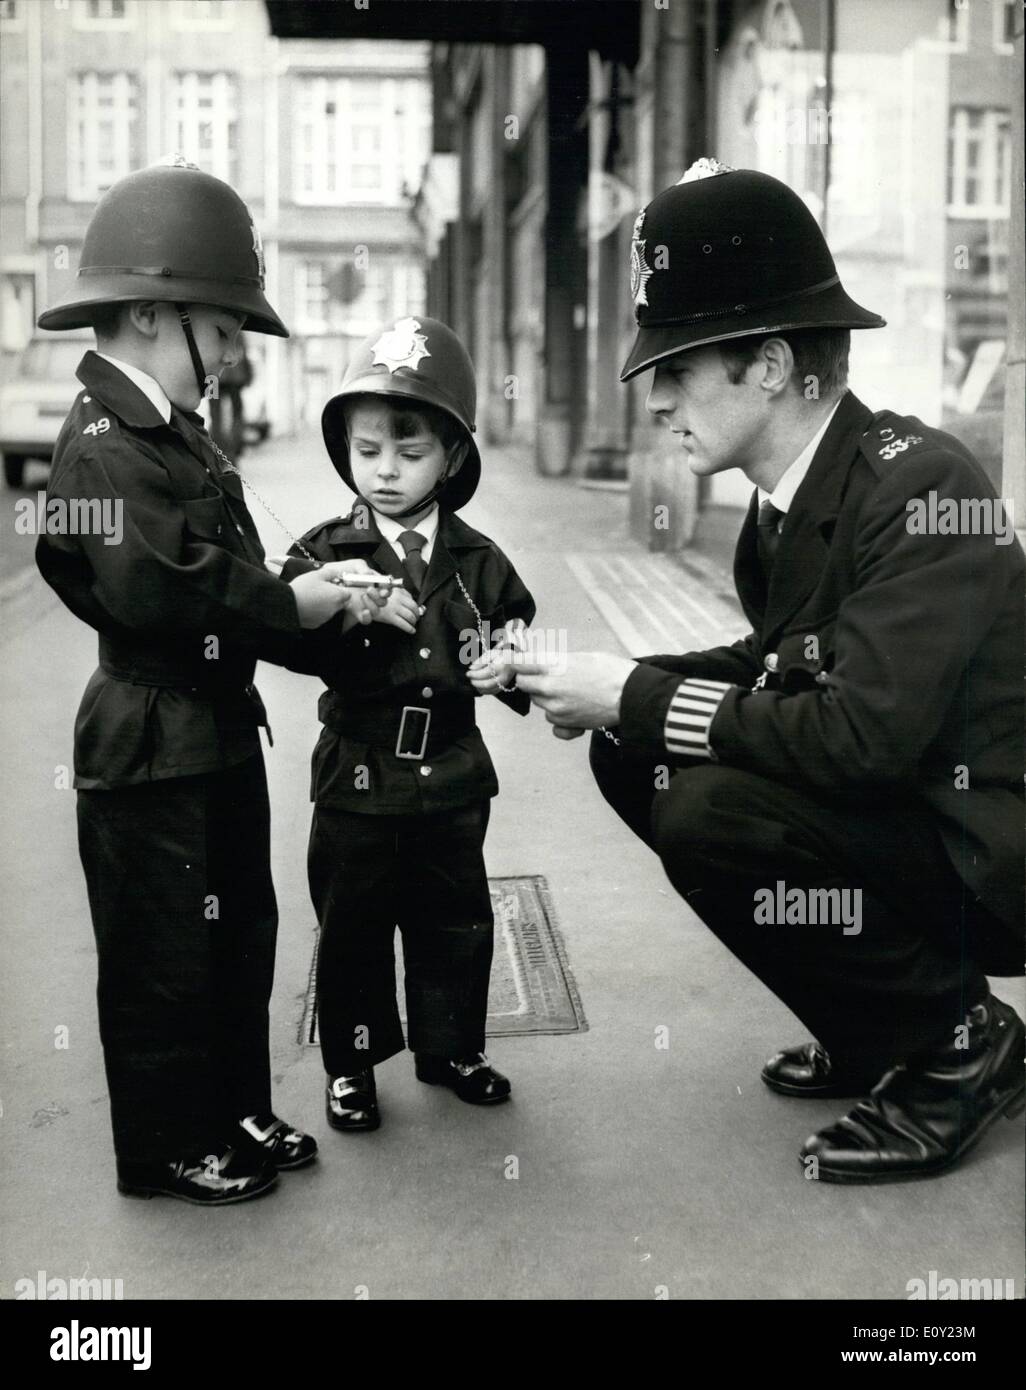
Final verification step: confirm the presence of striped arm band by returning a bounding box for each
[664,678,733,758]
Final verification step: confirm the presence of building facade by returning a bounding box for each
[398,0,1022,550]
[0,0,432,431]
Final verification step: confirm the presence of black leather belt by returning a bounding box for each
[320,697,476,759]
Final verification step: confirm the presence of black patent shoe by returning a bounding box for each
[801,996,1026,1184]
[238,1113,318,1170]
[117,1144,278,1205]
[415,1052,511,1105]
[326,1071,380,1132]
[761,1042,881,1098]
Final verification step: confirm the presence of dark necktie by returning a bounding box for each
[757,499,784,579]
[398,529,429,595]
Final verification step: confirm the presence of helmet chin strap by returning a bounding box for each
[175,304,209,402]
[358,439,469,522]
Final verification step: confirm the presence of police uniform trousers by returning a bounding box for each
[77,755,277,1164]
[308,801,494,1075]
[589,735,1005,1078]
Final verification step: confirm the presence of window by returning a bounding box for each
[294,77,387,203]
[0,1,24,27]
[994,0,1017,54]
[68,73,139,201]
[294,257,389,335]
[171,73,238,183]
[170,0,234,29]
[948,108,1011,218]
[73,0,136,29]
[922,0,969,53]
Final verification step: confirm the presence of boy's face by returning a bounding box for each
[347,402,453,519]
[147,302,246,409]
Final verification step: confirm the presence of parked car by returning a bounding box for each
[1,336,89,487]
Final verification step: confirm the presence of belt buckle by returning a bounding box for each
[396,705,430,760]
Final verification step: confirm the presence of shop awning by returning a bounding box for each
[264,0,640,64]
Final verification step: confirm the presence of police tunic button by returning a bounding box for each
[815,671,829,684]
[419,647,430,659]
[363,638,371,648]
[83,396,91,402]
[235,523,244,535]
[216,523,222,535]
[764,653,778,672]
[422,686,433,698]
[420,765,431,776]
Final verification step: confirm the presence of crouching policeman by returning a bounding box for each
[35,158,384,1204]
[511,161,1024,1184]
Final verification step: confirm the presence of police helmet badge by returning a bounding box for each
[250,223,266,285]
[371,316,431,373]
[630,210,654,309]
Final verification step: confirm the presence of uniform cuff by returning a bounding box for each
[664,678,732,758]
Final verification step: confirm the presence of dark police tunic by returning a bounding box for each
[36,351,303,1163]
[283,507,536,1072]
[592,390,1024,1075]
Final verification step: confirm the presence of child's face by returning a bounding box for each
[139,302,246,409]
[347,403,452,519]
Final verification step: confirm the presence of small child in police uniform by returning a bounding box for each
[35,159,384,1204]
[284,316,536,1129]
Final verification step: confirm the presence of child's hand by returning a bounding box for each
[467,644,518,695]
[372,586,422,636]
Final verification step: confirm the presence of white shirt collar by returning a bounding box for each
[96,353,172,424]
[372,504,439,550]
[758,396,844,513]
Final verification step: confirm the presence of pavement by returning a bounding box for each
[1,428,1022,1302]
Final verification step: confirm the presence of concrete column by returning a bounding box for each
[536,40,589,477]
[628,0,705,549]
[578,54,630,481]
[1002,27,1024,545]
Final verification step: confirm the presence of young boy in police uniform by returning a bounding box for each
[35,158,385,1204]
[283,316,536,1131]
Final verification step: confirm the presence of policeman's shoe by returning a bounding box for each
[761,1042,882,1098]
[116,1144,279,1205]
[415,1052,511,1105]
[800,996,1025,1184]
[237,1113,318,1170]
[326,1071,380,1132]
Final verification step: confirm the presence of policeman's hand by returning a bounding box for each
[372,586,422,636]
[511,651,637,729]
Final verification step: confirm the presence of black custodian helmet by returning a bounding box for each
[38,156,287,337]
[322,315,481,512]
[621,159,884,381]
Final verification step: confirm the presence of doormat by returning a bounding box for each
[298,874,587,1045]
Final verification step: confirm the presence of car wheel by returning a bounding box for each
[3,453,26,488]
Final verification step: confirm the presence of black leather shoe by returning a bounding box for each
[801,996,1025,1184]
[415,1052,511,1105]
[117,1144,278,1205]
[238,1113,318,1170]
[762,1042,881,1098]
[326,1071,380,1132]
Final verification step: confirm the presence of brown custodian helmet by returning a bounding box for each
[620,158,884,381]
[37,157,288,337]
[322,315,481,512]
